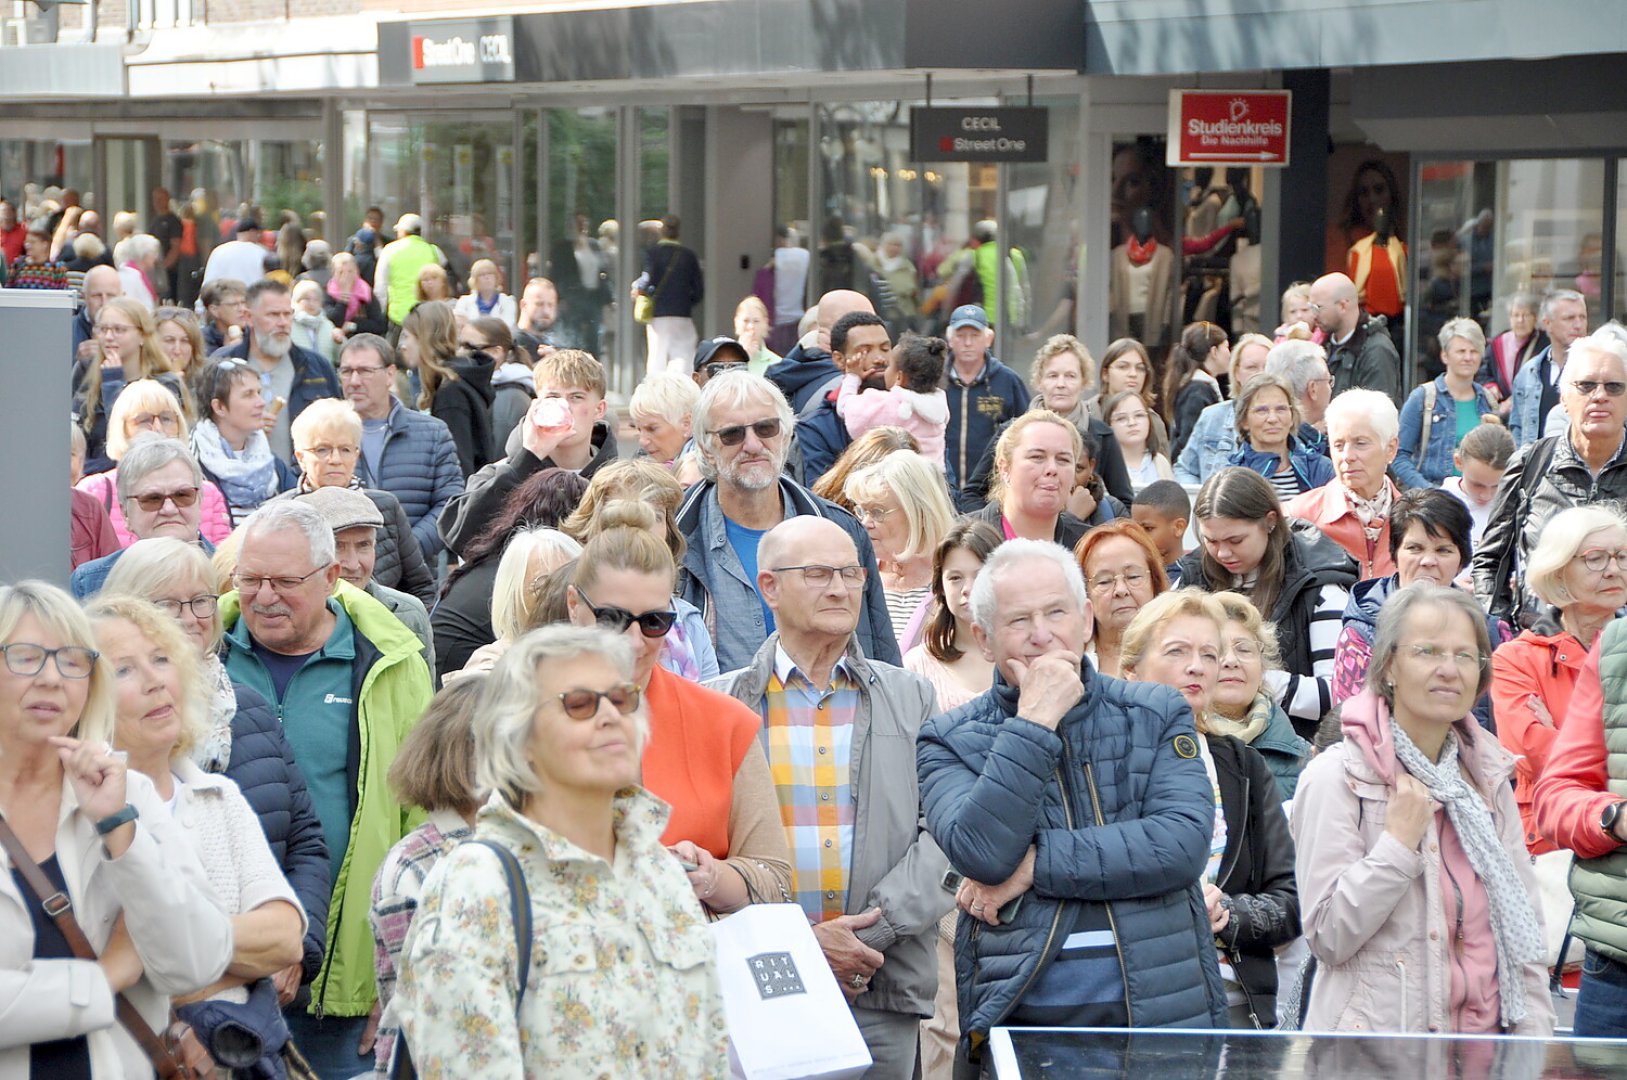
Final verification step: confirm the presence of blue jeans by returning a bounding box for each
[1574,948,1627,1038]
[284,1009,373,1079]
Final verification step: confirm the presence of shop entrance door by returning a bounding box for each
[93,136,161,233]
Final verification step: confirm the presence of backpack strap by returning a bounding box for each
[466,839,532,1000]
[1418,381,1437,461]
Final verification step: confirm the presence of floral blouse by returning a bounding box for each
[394,788,729,1079]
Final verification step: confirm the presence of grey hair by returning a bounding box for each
[969,538,1088,634]
[1263,338,1329,400]
[113,233,161,266]
[1437,316,1486,354]
[1540,288,1587,322]
[1366,582,1492,708]
[1525,505,1627,607]
[691,369,795,482]
[475,625,644,808]
[1325,388,1400,445]
[116,436,204,512]
[1560,323,1627,392]
[302,239,332,270]
[240,499,337,568]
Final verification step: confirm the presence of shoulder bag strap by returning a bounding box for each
[0,813,184,1079]
[468,840,532,1000]
[649,245,682,305]
[1419,381,1436,460]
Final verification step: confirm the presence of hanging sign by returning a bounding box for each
[1167,90,1291,167]
[910,107,1049,164]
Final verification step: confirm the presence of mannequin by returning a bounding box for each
[1111,206,1176,346]
[1229,205,1263,336]
[1347,205,1406,322]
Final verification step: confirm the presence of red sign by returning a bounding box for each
[1167,90,1292,168]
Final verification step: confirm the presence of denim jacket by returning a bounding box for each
[1508,346,1555,448]
[1173,399,1238,486]
[1394,376,1495,489]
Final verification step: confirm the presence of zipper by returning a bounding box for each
[1442,856,1468,1031]
[1083,758,1135,1025]
[957,379,970,486]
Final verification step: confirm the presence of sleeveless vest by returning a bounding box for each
[385,235,439,325]
[1570,617,1627,964]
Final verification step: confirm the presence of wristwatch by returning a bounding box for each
[1600,800,1627,842]
[94,804,139,836]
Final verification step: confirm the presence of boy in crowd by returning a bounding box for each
[1131,479,1192,582]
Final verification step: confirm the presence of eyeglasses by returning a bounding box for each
[854,505,897,525]
[1110,411,1149,424]
[1225,640,1261,660]
[1,643,98,679]
[1401,644,1486,671]
[575,588,677,639]
[232,565,329,595]
[97,323,137,336]
[131,486,199,512]
[305,444,360,459]
[128,413,181,431]
[771,564,867,588]
[153,594,219,619]
[556,682,642,721]
[711,418,782,447]
[1249,405,1292,419]
[1570,380,1627,398]
[338,364,389,379]
[1579,549,1627,573]
[1087,570,1149,593]
[702,361,747,380]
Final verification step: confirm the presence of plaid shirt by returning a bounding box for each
[761,645,859,923]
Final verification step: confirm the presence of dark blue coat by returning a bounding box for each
[917,667,1227,1041]
[215,334,341,430]
[1226,437,1334,494]
[765,342,842,414]
[355,398,466,560]
[226,682,332,982]
[945,353,1030,503]
[796,393,850,488]
[639,240,703,317]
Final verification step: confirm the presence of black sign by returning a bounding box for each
[910,107,1048,163]
[407,17,516,85]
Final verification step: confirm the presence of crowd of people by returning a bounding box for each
[6,187,1627,1080]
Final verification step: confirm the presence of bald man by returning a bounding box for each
[1309,271,1401,406]
[708,516,949,1080]
[72,264,124,367]
[764,288,877,413]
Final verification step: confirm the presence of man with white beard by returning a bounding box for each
[215,279,341,462]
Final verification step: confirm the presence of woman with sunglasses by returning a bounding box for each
[75,297,189,476]
[0,581,232,1076]
[566,523,791,915]
[393,625,729,1077]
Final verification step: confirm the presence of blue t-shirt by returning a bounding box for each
[723,516,775,634]
[360,417,390,480]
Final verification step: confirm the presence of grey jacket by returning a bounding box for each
[708,634,951,1017]
[366,580,437,681]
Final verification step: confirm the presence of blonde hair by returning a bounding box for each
[1210,590,1282,669]
[107,379,189,461]
[466,258,501,292]
[290,397,363,451]
[533,349,607,398]
[86,594,207,762]
[102,537,223,653]
[844,450,955,562]
[0,581,115,746]
[1231,332,1276,389]
[1119,587,1228,730]
[628,371,700,428]
[491,528,583,642]
[572,518,676,595]
[561,460,684,564]
[416,263,452,302]
[989,410,1084,504]
[813,426,920,510]
[81,299,174,433]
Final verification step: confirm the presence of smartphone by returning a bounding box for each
[997,895,1024,925]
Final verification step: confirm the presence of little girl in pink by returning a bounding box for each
[836,332,950,469]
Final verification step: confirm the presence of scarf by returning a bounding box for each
[191,655,238,774]
[1127,234,1159,266]
[1345,481,1394,545]
[1207,690,1273,744]
[326,274,373,323]
[192,419,278,517]
[1389,718,1544,1028]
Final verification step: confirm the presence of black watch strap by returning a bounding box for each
[94,804,139,836]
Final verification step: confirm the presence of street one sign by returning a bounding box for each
[407,17,516,84]
[1167,90,1292,168]
[910,107,1049,164]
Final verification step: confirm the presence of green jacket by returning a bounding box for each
[383,234,441,325]
[1573,618,1627,965]
[220,580,433,1016]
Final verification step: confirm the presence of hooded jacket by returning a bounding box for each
[1490,611,1589,855]
[1290,690,1553,1036]
[431,351,498,477]
[489,361,534,451]
[765,340,842,414]
[946,352,1031,501]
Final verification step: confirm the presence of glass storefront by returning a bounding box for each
[0,137,94,216]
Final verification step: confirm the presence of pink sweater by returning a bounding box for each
[835,374,948,468]
[75,469,234,548]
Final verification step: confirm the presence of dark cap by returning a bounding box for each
[947,304,989,331]
[236,218,261,234]
[693,336,751,369]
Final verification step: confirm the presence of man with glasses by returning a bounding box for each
[337,332,464,561]
[212,279,342,462]
[219,500,434,1074]
[70,437,216,598]
[1309,271,1401,407]
[675,369,899,673]
[72,264,124,366]
[708,517,948,1080]
[1476,325,1627,624]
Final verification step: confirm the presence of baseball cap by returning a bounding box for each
[298,487,384,534]
[948,304,990,331]
[693,337,751,370]
[235,218,261,234]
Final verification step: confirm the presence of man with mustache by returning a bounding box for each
[214,279,342,462]
[219,499,434,1076]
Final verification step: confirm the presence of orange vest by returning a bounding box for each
[641,665,762,857]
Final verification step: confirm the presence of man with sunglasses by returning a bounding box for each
[675,370,900,673]
[1476,325,1627,625]
[708,516,949,1079]
[70,437,216,598]
[218,500,434,1074]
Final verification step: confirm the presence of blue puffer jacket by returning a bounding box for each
[1226,436,1334,494]
[355,398,466,560]
[765,341,841,414]
[225,681,332,982]
[1394,375,1496,489]
[917,668,1226,1044]
[796,392,850,487]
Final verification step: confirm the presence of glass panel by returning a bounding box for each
[0,138,94,219]
[541,106,618,359]
[773,114,811,247]
[1614,164,1627,325]
[1106,136,1180,361]
[1004,96,1082,377]
[1415,158,1605,377]
[638,106,670,222]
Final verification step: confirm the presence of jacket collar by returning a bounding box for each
[477,786,671,868]
[1338,688,1515,796]
[735,631,875,702]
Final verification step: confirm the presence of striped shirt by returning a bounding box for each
[1267,467,1302,502]
[1262,582,1349,727]
[760,645,858,923]
[883,585,930,648]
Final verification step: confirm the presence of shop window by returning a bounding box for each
[0,138,93,218]
[540,107,619,361]
[1003,95,1081,377]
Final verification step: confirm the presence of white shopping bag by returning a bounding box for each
[709,903,873,1080]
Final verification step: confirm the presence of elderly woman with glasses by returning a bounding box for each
[844,449,957,650]
[1075,519,1170,677]
[1292,583,1553,1036]
[0,582,232,1076]
[392,626,729,1077]
[75,297,191,476]
[270,398,436,605]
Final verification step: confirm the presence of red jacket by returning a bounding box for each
[1533,642,1626,858]
[70,488,120,569]
[1490,620,1588,854]
[1284,480,1397,581]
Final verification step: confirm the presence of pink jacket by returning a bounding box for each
[1291,690,1553,1036]
[835,375,948,470]
[75,469,233,548]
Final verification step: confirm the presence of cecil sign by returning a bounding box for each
[408,17,516,84]
[910,107,1048,164]
[1167,90,1291,167]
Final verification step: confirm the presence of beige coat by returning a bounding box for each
[0,769,234,1077]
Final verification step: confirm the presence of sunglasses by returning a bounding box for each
[576,588,677,639]
[557,683,642,720]
[711,418,782,447]
[131,486,199,512]
[1571,380,1627,398]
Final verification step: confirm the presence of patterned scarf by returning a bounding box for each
[1207,690,1273,744]
[1344,480,1393,545]
[1126,234,1159,267]
[190,655,238,774]
[1389,718,1544,1028]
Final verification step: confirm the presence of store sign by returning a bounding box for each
[408,17,516,85]
[910,107,1048,164]
[1167,90,1291,167]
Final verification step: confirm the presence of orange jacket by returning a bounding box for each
[1533,642,1625,858]
[1284,480,1397,581]
[1490,620,1588,854]
[641,664,760,857]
